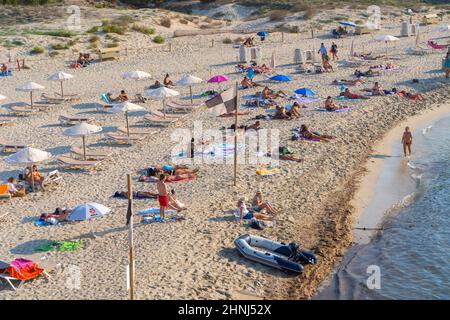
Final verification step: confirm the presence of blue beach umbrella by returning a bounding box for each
[294,88,316,96]
[339,21,357,28]
[257,31,269,37]
[247,68,255,80]
[270,74,292,82]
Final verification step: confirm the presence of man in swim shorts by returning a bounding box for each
[401,126,413,158]
[156,174,169,220]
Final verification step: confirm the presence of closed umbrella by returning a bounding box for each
[375,35,400,58]
[339,21,357,28]
[63,122,102,160]
[269,74,292,82]
[67,203,111,221]
[176,74,203,104]
[4,147,52,191]
[145,86,179,117]
[47,71,74,98]
[110,101,145,139]
[122,70,152,80]
[294,88,316,96]
[15,82,45,108]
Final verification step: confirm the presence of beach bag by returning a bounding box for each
[279,146,292,155]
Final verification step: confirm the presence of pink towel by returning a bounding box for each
[10,258,34,270]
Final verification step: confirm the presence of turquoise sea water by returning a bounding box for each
[316,116,450,300]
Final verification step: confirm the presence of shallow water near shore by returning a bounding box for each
[315,115,450,300]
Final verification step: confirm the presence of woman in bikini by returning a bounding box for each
[163,74,174,87]
[299,124,333,142]
[401,126,413,157]
[343,88,370,99]
[325,96,346,111]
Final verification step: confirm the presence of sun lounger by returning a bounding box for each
[143,114,177,125]
[166,100,201,113]
[40,93,65,105]
[105,132,146,144]
[71,146,113,159]
[0,139,27,153]
[117,127,157,136]
[0,259,51,291]
[54,92,80,101]
[43,170,62,188]
[152,109,182,120]
[9,106,39,116]
[58,156,102,169]
[0,117,13,126]
[58,115,95,125]
[0,184,12,201]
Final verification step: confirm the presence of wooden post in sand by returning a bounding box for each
[211,39,214,48]
[311,28,314,39]
[282,32,284,43]
[233,81,238,187]
[126,174,135,300]
[169,43,172,52]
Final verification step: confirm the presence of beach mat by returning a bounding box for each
[37,240,83,252]
[315,108,351,112]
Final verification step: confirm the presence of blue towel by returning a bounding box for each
[316,108,351,112]
[335,96,362,102]
[0,70,13,77]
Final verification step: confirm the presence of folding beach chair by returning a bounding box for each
[143,114,177,126]
[166,100,201,113]
[0,139,28,153]
[0,258,50,291]
[117,127,157,136]
[58,115,95,125]
[43,170,62,188]
[105,132,146,144]
[0,184,11,201]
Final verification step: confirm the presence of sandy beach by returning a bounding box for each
[0,2,449,300]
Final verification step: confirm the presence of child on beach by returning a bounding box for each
[401,127,413,158]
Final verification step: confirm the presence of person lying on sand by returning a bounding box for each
[325,96,347,111]
[25,165,45,191]
[114,190,158,199]
[342,88,370,100]
[299,124,333,142]
[392,88,424,101]
[163,74,174,87]
[354,69,380,78]
[262,86,287,99]
[332,79,365,86]
[252,189,280,215]
[245,121,261,131]
[168,189,186,212]
[235,197,274,223]
[266,151,302,162]
[155,165,198,176]
[40,207,72,223]
[244,99,275,108]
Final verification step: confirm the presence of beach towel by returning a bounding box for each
[139,208,183,223]
[292,133,321,142]
[256,167,281,176]
[0,259,44,281]
[37,240,83,252]
[140,175,196,183]
[0,70,13,77]
[335,96,362,102]
[34,218,60,226]
[113,191,157,199]
[316,108,351,112]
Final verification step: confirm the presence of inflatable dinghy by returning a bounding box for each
[234,234,317,274]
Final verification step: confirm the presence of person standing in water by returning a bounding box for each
[401,127,413,158]
[156,174,169,220]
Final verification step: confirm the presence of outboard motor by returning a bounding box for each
[288,243,317,265]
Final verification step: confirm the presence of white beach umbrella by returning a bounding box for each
[67,202,111,221]
[4,147,52,191]
[122,70,152,80]
[63,122,102,160]
[176,74,203,103]
[0,94,6,101]
[15,82,45,107]
[375,35,400,58]
[145,86,179,116]
[110,101,145,138]
[48,71,74,98]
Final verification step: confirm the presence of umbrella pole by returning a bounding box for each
[125,111,131,144]
[30,91,33,108]
[189,85,193,104]
[233,82,238,187]
[163,100,166,118]
[82,136,86,161]
[31,165,35,192]
[61,81,64,98]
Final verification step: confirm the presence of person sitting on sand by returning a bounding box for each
[252,189,280,215]
[111,90,128,102]
[168,189,186,212]
[241,76,255,89]
[274,106,292,120]
[299,124,333,142]
[25,165,45,191]
[1,64,8,74]
[371,82,385,96]
[288,102,301,118]
[325,96,347,111]
[163,74,174,87]
[392,88,424,101]
[2,177,25,197]
[243,37,254,47]
[149,80,162,89]
[342,88,370,100]
[235,197,274,223]
[322,55,334,72]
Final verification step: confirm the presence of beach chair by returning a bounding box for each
[105,132,146,144]
[58,156,102,169]
[8,106,39,116]
[143,114,177,126]
[42,170,62,188]
[70,146,113,159]
[39,93,65,105]
[58,115,95,125]
[0,259,50,291]
[54,92,80,101]
[152,109,182,120]
[0,117,13,126]
[117,127,157,136]
[0,139,27,153]
[166,100,201,113]
[0,184,11,201]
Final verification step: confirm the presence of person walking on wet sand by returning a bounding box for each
[156,174,169,220]
[401,126,413,158]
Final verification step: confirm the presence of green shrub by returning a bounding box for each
[88,42,99,50]
[49,51,59,58]
[30,45,45,54]
[132,24,155,35]
[89,35,100,43]
[26,29,76,38]
[107,42,120,48]
[102,23,128,35]
[87,26,99,33]
[51,43,69,50]
[153,35,165,44]
[160,17,171,28]
[67,38,78,47]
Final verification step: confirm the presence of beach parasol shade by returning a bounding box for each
[4,147,52,191]
[110,101,145,139]
[207,75,230,83]
[339,21,357,28]
[257,31,269,37]
[294,88,316,96]
[15,82,45,107]
[145,86,179,116]
[63,122,102,160]
[270,74,292,82]
[122,70,152,80]
[176,74,203,103]
[375,35,400,58]
[48,71,74,97]
[67,203,111,221]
